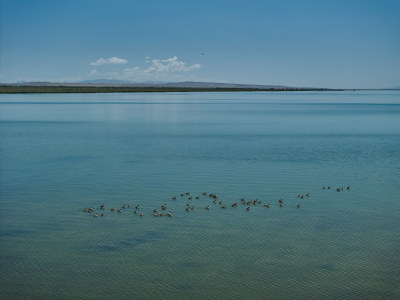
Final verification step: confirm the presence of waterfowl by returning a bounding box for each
[205,206,210,210]
[195,196,200,200]
[213,199,217,204]
[278,199,284,204]
[246,206,250,211]
[154,209,158,213]
[218,200,223,205]
[323,186,326,190]
[117,209,122,213]
[93,214,98,218]
[134,210,138,214]
[122,205,126,209]
[139,213,144,216]
[186,207,190,212]
[135,205,140,210]
[181,193,185,196]
[101,213,106,217]
[306,193,310,197]
[231,203,238,207]
[297,204,301,208]
[186,192,190,195]
[336,188,340,192]
[202,192,207,195]
[263,203,270,208]
[172,196,176,200]
[100,205,105,210]
[191,206,195,210]
[300,195,304,199]
[110,208,115,212]
[347,186,351,190]
[327,186,331,189]
[161,205,167,210]
[128,204,131,208]
[167,211,172,217]
[221,205,226,209]
[188,196,192,200]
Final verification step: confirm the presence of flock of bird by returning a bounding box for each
[83,185,350,218]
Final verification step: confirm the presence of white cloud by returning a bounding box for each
[90,57,128,66]
[144,56,200,73]
[89,69,98,77]
[88,56,201,82]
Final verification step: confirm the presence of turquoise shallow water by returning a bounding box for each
[1,91,399,299]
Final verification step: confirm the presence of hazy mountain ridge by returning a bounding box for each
[3,80,301,89]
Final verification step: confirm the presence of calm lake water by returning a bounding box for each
[1,91,399,299]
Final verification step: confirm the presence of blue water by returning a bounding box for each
[1,91,399,299]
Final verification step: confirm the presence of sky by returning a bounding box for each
[1,0,399,88]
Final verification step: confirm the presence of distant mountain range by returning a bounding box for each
[6,79,298,89]
[78,79,139,85]
[0,80,353,93]
[3,80,399,90]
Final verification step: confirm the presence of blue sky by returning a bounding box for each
[1,0,399,88]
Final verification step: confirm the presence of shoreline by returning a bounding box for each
[0,85,345,94]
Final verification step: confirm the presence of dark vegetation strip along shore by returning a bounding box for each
[0,85,343,94]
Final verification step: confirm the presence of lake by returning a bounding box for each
[1,91,399,299]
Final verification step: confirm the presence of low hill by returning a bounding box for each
[0,81,339,93]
